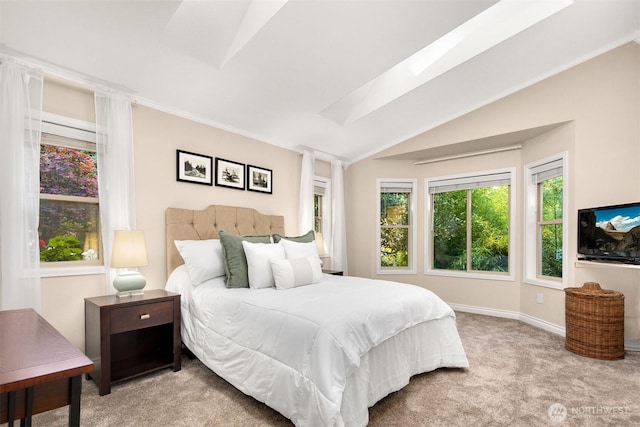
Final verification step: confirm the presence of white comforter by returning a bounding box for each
[167,267,468,426]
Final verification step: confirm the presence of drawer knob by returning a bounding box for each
[140,314,150,320]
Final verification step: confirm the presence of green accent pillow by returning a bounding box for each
[272,230,315,243]
[218,231,271,288]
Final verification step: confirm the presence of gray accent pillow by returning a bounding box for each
[218,230,271,288]
[272,229,315,243]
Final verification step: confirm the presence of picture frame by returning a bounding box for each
[215,158,245,190]
[247,164,272,194]
[176,150,213,186]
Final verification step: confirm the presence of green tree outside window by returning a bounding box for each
[39,143,100,262]
[380,192,410,268]
[539,176,563,278]
[433,185,510,273]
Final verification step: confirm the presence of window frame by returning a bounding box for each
[425,168,516,281]
[314,176,331,257]
[376,178,417,275]
[39,112,104,277]
[524,153,568,290]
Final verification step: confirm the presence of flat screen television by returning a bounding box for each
[578,202,640,264]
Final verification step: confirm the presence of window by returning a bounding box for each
[426,169,514,279]
[314,177,331,255]
[377,179,417,274]
[524,154,566,288]
[39,114,101,268]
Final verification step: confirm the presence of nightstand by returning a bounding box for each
[322,269,344,276]
[84,289,181,396]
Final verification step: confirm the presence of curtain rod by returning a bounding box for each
[0,47,133,95]
[413,144,522,165]
[298,148,341,163]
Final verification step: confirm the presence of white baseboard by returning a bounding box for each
[448,303,638,352]
[448,303,520,320]
[625,339,640,351]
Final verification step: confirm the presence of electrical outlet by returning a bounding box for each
[536,293,544,304]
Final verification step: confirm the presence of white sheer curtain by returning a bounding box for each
[96,91,137,294]
[0,59,43,311]
[331,160,347,273]
[299,150,315,234]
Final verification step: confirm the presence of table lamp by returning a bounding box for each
[111,230,148,297]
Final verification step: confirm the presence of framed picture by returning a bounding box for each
[215,158,245,190]
[247,164,272,194]
[176,150,213,185]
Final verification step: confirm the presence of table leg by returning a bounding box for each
[22,386,33,427]
[69,375,82,427]
[7,391,15,427]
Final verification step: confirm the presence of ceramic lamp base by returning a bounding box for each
[113,271,147,297]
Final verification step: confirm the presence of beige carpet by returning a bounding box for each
[26,312,640,426]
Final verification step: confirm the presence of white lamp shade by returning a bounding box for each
[315,232,325,256]
[111,230,148,268]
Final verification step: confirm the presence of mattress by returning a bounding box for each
[166,266,468,426]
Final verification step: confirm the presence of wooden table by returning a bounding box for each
[0,308,94,426]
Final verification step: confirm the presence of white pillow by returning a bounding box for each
[242,241,286,289]
[271,256,323,290]
[174,239,225,286]
[278,238,322,265]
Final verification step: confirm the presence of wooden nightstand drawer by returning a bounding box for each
[110,301,173,334]
[322,269,344,276]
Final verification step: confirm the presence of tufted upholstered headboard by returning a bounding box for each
[166,205,285,276]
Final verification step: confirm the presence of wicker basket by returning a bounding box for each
[565,282,625,360]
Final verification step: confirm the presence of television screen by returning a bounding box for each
[578,202,640,264]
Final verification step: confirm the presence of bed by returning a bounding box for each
[164,205,469,427]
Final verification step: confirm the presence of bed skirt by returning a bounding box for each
[181,308,468,426]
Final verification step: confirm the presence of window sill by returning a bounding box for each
[376,269,417,275]
[425,269,514,282]
[41,265,105,278]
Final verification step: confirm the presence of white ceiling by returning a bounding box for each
[1,0,639,164]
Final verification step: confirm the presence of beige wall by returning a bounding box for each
[40,81,301,350]
[43,76,96,123]
[346,42,640,344]
[132,104,300,287]
[33,42,640,351]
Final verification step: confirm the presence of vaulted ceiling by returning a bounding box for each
[1,1,638,164]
